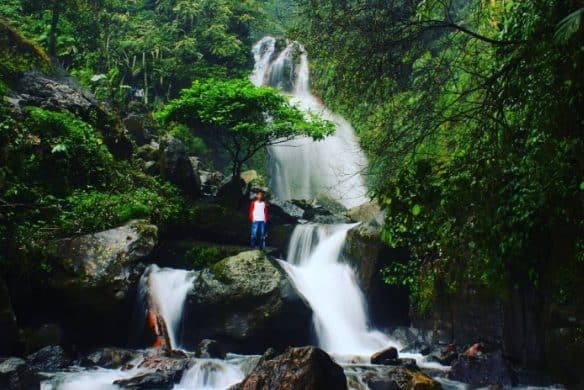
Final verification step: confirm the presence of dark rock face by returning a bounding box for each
[196,339,225,359]
[26,346,70,372]
[81,348,141,369]
[0,358,39,390]
[362,367,441,390]
[449,352,516,387]
[371,347,399,365]
[231,346,347,390]
[114,370,177,389]
[342,222,410,327]
[46,220,156,349]
[123,114,155,145]
[0,279,18,356]
[159,136,201,196]
[182,250,312,353]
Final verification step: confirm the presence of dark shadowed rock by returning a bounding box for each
[371,347,399,365]
[114,370,177,389]
[26,346,70,372]
[24,324,63,354]
[448,352,516,386]
[0,279,18,356]
[182,250,312,353]
[81,348,142,369]
[231,346,347,390]
[123,114,155,145]
[0,358,39,390]
[159,136,201,196]
[196,339,225,359]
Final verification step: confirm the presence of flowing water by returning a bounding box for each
[251,37,368,209]
[140,265,196,349]
[280,224,396,357]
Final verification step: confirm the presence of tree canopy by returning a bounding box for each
[158,78,334,177]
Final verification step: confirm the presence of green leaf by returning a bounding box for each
[411,204,422,216]
[51,144,68,154]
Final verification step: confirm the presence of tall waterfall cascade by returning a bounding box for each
[251,37,368,209]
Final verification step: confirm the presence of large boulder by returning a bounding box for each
[159,136,201,197]
[80,347,142,369]
[0,358,39,390]
[448,352,516,387]
[231,346,347,390]
[114,371,178,389]
[26,345,70,372]
[48,220,157,348]
[123,114,155,146]
[363,367,440,390]
[342,222,409,327]
[182,250,312,353]
[0,279,18,356]
[55,219,157,288]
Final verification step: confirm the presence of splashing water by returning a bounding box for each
[140,265,195,349]
[251,37,368,208]
[280,224,399,358]
[174,359,245,390]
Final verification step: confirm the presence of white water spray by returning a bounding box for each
[174,359,245,390]
[251,37,368,208]
[140,265,195,349]
[280,224,399,358]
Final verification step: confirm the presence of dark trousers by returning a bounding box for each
[250,221,266,249]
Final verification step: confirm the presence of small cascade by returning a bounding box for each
[139,265,195,349]
[280,224,399,358]
[251,37,368,208]
[174,359,245,390]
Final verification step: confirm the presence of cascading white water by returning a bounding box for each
[140,265,195,349]
[280,225,399,358]
[174,359,245,390]
[251,37,368,209]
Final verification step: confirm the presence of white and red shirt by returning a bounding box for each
[249,200,269,222]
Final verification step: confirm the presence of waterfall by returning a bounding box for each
[139,265,195,349]
[280,225,399,358]
[251,37,368,209]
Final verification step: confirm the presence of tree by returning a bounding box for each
[157,78,334,178]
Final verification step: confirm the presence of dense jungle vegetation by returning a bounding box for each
[0,0,582,349]
[291,0,583,313]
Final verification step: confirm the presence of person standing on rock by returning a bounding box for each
[249,191,269,249]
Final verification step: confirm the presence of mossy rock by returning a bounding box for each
[152,240,248,270]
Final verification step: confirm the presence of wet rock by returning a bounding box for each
[448,351,516,386]
[138,355,189,372]
[26,346,70,372]
[371,347,399,365]
[183,250,312,353]
[114,370,178,389]
[400,341,433,356]
[346,201,384,225]
[343,224,410,327]
[231,346,347,390]
[0,358,39,390]
[270,199,305,220]
[464,342,483,357]
[81,347,141,369]
[429,351,458,366]
[196,339,225,359]
[0,279,18,355]
[159,136,201,196]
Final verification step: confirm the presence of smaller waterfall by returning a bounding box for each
[280,224,398,358]
[139,265,195,349]
[250,36,276,86]
[174,359,245,390]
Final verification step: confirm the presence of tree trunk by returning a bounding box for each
[48,0,61,57]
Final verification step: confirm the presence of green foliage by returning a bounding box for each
[295,0,584,310]
[158,77,334,176]
[168,123,208,157]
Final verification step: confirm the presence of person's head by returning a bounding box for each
[255,191,264,201]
